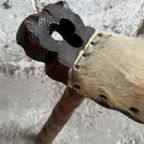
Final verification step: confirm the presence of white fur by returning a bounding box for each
[68,31,144,123]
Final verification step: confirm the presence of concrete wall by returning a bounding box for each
[0,0,143,77]
[1,1,144,144]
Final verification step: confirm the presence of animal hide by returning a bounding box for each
[68,31,144,123]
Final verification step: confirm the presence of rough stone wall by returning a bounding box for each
[1,1,144,144]
[0,0,143,77]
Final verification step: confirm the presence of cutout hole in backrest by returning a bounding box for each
[67,33,83,47]
[51,31,64,41]
[50,18,83,48]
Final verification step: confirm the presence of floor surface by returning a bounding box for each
[0,77,144,144]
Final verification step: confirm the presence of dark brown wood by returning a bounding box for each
[16,1,94,67]
[16,1,94,143]
[45,54,69,85]
[16,13,49,63]
[36,87,84,144]
[136,19,144,36]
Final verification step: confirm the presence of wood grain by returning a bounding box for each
[36,87,84,144]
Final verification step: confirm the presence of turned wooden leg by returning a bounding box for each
[36,87,84,144]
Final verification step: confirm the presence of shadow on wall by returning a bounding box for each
[0,122,37,144]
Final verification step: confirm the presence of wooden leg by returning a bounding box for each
[36,87,84,144]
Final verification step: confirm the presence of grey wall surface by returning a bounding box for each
[1,1,144,144]
[0,0,143,77]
